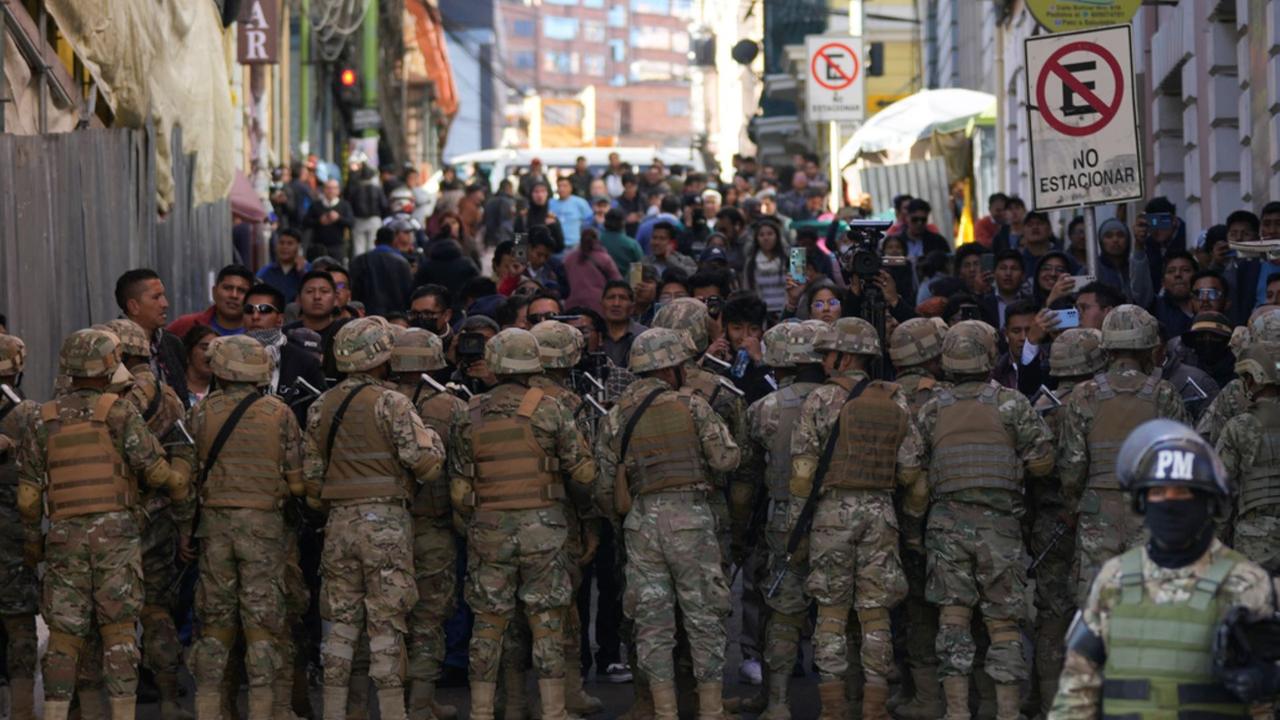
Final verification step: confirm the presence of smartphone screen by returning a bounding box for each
[629,262,643,288]
[789,247,806,283]
[1052,308,1081,329]
[980,253,995,273]
[513,240,528,265]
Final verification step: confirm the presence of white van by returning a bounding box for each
[426,146,707,197]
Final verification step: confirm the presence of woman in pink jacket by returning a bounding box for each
[564,227,622,313]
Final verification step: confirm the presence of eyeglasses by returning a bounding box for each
[243,303,280,315]
[811,298,842,311]
[1194,288,1222,300]
[334,281,348,291]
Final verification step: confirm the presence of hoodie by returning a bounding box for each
[414,238,480,308]
[1095,217,1154,307]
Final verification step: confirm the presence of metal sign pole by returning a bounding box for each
[1083,203,1098,277]
[829,121,841,213]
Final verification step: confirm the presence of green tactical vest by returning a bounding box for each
[1101,547,1249,719]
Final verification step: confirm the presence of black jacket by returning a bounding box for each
[274,342,328,425]
[152,329,190,407]
[350,245,414,316]
[303,200,355,254]
[414,239,480,309]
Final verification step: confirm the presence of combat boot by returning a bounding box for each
[433,697,460,720]
[194,689,222,720]
[248,685,275,720]
[9,677,34,720]
[861,678,890,720]
[942,676,971,720]
[650,681,677,720]
[758,670,791,720]
[44,700,72,720]
[994,685,1022,720]
[410,679,459,720]
[378,687,408,720]
[348,675,372,719]
[895,666,944,720]
[157,671,195,720]
[274,678,299,720]
[695,682,727,720]
[108,694,136,720]
[323,686,350,720]
[817,681,846,720]
[618,677,654,720]
[471,682,498,720]
[565,667,603,715]
[538,678,573,720]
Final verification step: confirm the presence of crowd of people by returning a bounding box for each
[0,151,1277,720]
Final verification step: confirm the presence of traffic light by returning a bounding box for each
[334,66,362,111]
[867,42,884,77]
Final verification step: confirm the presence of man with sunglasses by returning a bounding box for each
[244,284,327,424]
[888,199,949,259]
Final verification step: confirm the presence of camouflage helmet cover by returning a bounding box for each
[105,319,150,359]
[629,327,694,374]
[762,323,792,367]
[390,327,446,372]
[0,335,26,376]
[1247,306,1280,345]
[1234,341,1280,388]
[208,335,272,384]
[816,316,881,356]
[59,328,129,381]
[889,317,947,366]
[784,320,832,365]
[1100,304,1159,350]
[652,297,710,353]
[941,320,998,374]
[333,316,395,372]
[485,328,543,375]
[531,320,585,370]
[1049,328,1107,378]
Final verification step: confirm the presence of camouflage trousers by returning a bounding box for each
[41,511,143,700]
[623,491,730,684]
[925,501,1029,684]
[1029,503,1076,704]
[465,506,572,683]
[140,501,182,678]
[1234,511,1280,575]
[408,518,457,685]
[0,506,38,681]
[190,508,287,689]
[320,503,417,691]
[760,503,809,683]
[805,490,907,683]
[1073,488,1145,606]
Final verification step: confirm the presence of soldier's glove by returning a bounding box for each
[22,538,42,568]
[1220,662,1280,703]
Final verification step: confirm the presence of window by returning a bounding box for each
[630,26,670,50]
[630,0,669,12]
[666,98,689,117]
[671,0,693,17]
[543,51,579,74]
[607,5,626,27]
[544,16,579,40]
[583,54,606,76]
[608,39,627,62]
[512,19,535,37]
[610,73,627,87]
[583,21,606,43]
[512,51,536,69]
[630,60,674,81]
[583,0,604,6]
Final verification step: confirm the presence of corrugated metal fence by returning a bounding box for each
[858,157,955,241]
[0,125,231,399]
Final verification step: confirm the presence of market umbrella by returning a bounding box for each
[840,89,997,166]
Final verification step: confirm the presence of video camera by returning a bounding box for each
[456,332,487,364]
[839,220,901,281]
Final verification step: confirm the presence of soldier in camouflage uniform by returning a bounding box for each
[17,328,188,720]
[907,320,1055,720]
[1027,328,1105,715]
[742,320,828,720]
[387,327,465,720]
[1196,306,1280,444]
[1052,420,1278,719]
[187,335,304,720]
[885,317,948,720]
[593,327,740,720]
[449,328,596,720]
[786,317,922,720]
[104,318,194,719]
[0,336,40,720]
[1056,305,1189,607]
[1214,340,1280,574]
[303,317,446,720]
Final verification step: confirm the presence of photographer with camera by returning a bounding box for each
[448,315,501,395]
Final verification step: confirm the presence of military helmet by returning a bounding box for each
[1101,304,1159,350]
[1049,328,1107,378]
[889,317,947,366]
[1117,419,1230,512]
[816,317,881,356]
[0,335,26,376]
[105,318,151,359]
[629,327,694,374]
[390,328,446,372]
[1234,341,1280,389]
[484,328,543,375]
[785,320,832,365]
[333,316,395,373]
[652,298,710,354]
[1247,306,1280,345]
[208,335,272,384]
[531,320,584,370]
[762,323,793,368]
[941,320,998,375]
[59,328,127,380]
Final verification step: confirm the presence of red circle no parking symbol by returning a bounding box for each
[810,42,860,92]
[1034,40,1124,138]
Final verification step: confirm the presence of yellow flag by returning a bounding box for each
[956,179,975,247]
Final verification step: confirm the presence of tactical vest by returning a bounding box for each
[411,389,458,518]
[764,382,818,501]
[197,392,287,510]
[468,387,562,511]
[901,373,938,415]
[621,387,705,495]
[0,401,32,489]
[826,377,909,491]
[1239,400,1280,516]
[41,394,134,520]
[928,382,1021,498]
[1101,548,1249,719]
[1087,371,1161,491]
[318,385,412,503]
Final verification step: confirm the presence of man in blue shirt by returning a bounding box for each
[548,176,593,250]
[256,228,310,302]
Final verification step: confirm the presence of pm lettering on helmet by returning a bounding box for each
[1155,450,1194,481]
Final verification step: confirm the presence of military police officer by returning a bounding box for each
[303,316,445,720]
[188,335,304,720]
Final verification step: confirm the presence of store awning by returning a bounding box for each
[839,89,996,166]
[406,0,459,120]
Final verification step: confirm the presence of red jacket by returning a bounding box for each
[168,307,244,339]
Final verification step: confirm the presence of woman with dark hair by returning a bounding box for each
[879,234,918,306]
[743,217,790,315]
[1031,251,1075,308]
[514,181,565,252]
[564,227,622,313]
[183,325,217,405]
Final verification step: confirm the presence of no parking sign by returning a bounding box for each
[1025,25,1143,210]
